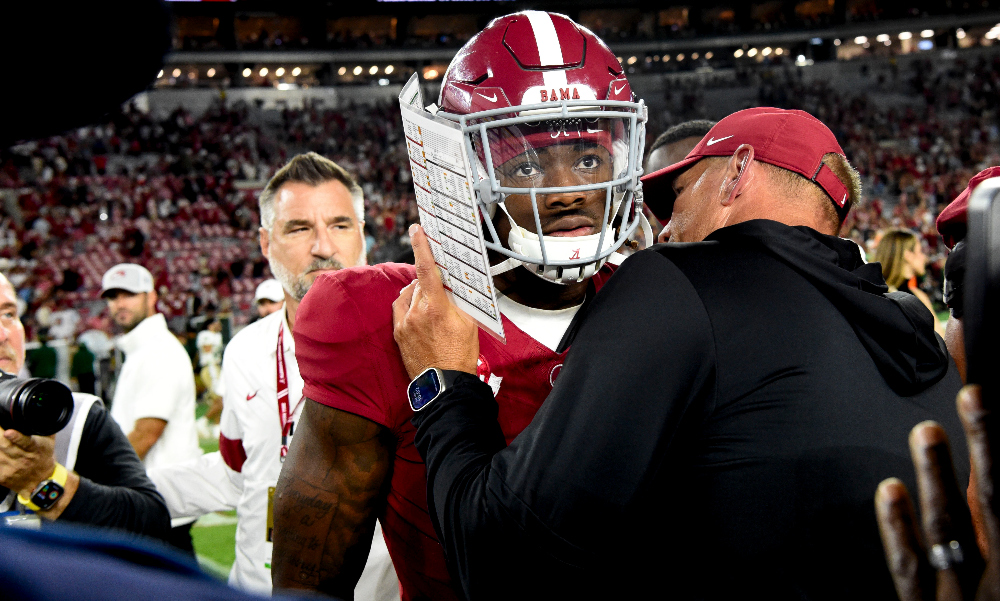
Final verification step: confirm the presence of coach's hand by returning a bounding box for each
[393,224,479,380]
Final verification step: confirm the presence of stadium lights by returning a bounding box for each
[663,54,670,62]
[833,39,841,45]
[172,68,181,78]
[876,34,890,42]
[385,65,394,74]
[188,71,197,79]
[338,67,347,76]
[275,67,285,77]
[207,68,216,78]
[99,212,108,221]
[706,52,713,59]
[653,55,660,61]
[691,52,699,60]
[797,54,806,63]
[425,69,439,79]
[957,29,966,39]
[353,66,362,75]
[616,57,623,64]
[627,56,637,65]
[292,67,302,76]
[734,49,744,58]
[986,30,998,40]
[898,31,912,40]
[242,68,251,77]
[157,70,164,78]
[762,47,772,56]
[369,66,378,75]
[378,78,390,86]
[854,36,867,44]
[748,48,758,57]
[775,48,783,55]
[259,67,268,77]
[676,54,684,61]
[921,29,934,38]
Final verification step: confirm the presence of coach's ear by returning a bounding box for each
[260,226,271,260]
[721,145,756,207]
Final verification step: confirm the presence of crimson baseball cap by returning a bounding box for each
[936,166,1000,249]
[641,107,851,223]
[100,263,153,298]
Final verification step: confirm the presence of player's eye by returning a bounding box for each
[508,162,542,179]
[575,154,602,170]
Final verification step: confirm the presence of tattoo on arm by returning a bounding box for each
[271,399,393,597]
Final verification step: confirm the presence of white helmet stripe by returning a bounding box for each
[524,12,569,106]
[524,11,564,66]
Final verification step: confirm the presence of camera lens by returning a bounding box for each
[19,380,74,436]
[0,376,73,436]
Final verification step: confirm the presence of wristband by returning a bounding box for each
[18,462,68,512]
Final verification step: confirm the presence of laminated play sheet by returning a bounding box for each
[398,74,505,341]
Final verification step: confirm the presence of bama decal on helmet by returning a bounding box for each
[521,84,597,105]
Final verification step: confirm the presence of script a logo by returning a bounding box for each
[568,248,581,260]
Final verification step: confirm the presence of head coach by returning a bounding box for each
[390,107,970,600]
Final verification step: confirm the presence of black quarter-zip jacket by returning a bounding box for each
[412,219,970,601]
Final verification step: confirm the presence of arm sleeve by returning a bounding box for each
[217,343,247,472]
[147,452,242,520]
[294,268,412,430]
[411,251,717,600]
[58,403,171,540]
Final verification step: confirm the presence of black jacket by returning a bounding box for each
[412,220,969,601]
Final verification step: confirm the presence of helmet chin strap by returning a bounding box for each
[487,204,654,276]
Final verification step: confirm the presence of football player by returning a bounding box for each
[270,11,647,600]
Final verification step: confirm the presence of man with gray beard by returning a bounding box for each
[148,152,399,599]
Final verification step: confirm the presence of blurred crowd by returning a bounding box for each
[1,51,998,388]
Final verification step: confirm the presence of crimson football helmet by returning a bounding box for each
[434,10,648,284]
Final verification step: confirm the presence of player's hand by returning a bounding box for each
[393,224,479,380]
[875,385,996,601]
[0,429,57,497]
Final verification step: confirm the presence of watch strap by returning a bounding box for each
[18,462,68,512]
[408,368,473,412]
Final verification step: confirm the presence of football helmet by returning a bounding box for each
[435,11,649,284]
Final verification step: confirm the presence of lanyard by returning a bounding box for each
[276,321,300,461]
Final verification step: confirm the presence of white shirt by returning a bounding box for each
[78,329,113,360]
[148,308,400,597]
[496,293,582,352]
[110,313,201,475]
[196,329,223,368]
[49,308,81,340]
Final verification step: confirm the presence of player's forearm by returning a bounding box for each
[271,401,392,596]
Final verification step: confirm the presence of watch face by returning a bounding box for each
[408,368,442,412]
[32,481,64,511]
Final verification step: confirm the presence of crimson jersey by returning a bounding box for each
[294,263,614,601]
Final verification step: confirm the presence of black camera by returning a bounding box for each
[0,372,74,436]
